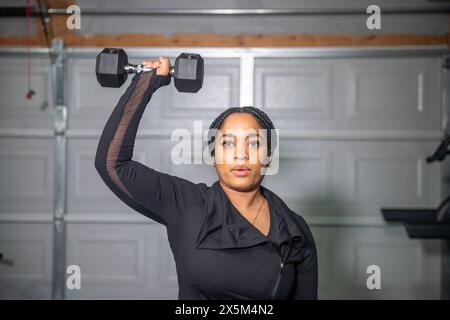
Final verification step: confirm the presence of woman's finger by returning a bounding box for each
[142,60,160,68]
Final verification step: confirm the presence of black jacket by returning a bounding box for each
[95,70,318,299]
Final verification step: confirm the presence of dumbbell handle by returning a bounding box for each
[124,63,175,77]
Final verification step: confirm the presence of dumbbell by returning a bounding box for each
[95,48,204,93]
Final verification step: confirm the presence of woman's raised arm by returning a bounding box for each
[95,60,207,227]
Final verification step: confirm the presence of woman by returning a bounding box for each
[95,57,318,300]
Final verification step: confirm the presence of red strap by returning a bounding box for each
[25,0,35,100]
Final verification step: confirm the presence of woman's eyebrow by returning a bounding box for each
[220,133,261,139]
[221,133,234,138]
[220,132,260,140]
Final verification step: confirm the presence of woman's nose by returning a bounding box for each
[235,143,249,160]
[235,153,248,161]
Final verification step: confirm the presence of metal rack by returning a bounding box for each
[1,6,449,17]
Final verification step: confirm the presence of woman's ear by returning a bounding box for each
[263,156,272,167]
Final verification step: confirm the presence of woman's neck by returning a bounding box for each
[219,180,263,210]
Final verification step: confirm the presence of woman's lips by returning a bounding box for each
[232,168,250,177]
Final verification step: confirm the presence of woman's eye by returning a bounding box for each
[248,141,260,149]
[222,140,259,149]
[222,141,234,148]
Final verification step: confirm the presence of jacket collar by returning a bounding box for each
[195,181,308,264]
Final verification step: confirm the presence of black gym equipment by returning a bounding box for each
[95,48,204,93]
[381,124,450,237]
[426,124,450,164]
[381,126,450,299]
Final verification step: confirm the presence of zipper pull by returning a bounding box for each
[270,260,285,299]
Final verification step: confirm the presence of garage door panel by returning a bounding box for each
[0,223,53,299]
[0,138,54,214]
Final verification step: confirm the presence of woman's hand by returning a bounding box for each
[143,57,170,76]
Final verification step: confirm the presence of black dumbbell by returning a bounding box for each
[95,48,204,93]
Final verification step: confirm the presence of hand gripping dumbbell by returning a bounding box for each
[95,48,204,93]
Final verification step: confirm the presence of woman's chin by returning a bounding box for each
[226,177,256,191]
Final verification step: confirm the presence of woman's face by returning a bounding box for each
[213,113,271,192]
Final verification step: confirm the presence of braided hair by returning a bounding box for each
[207,106,277,159]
